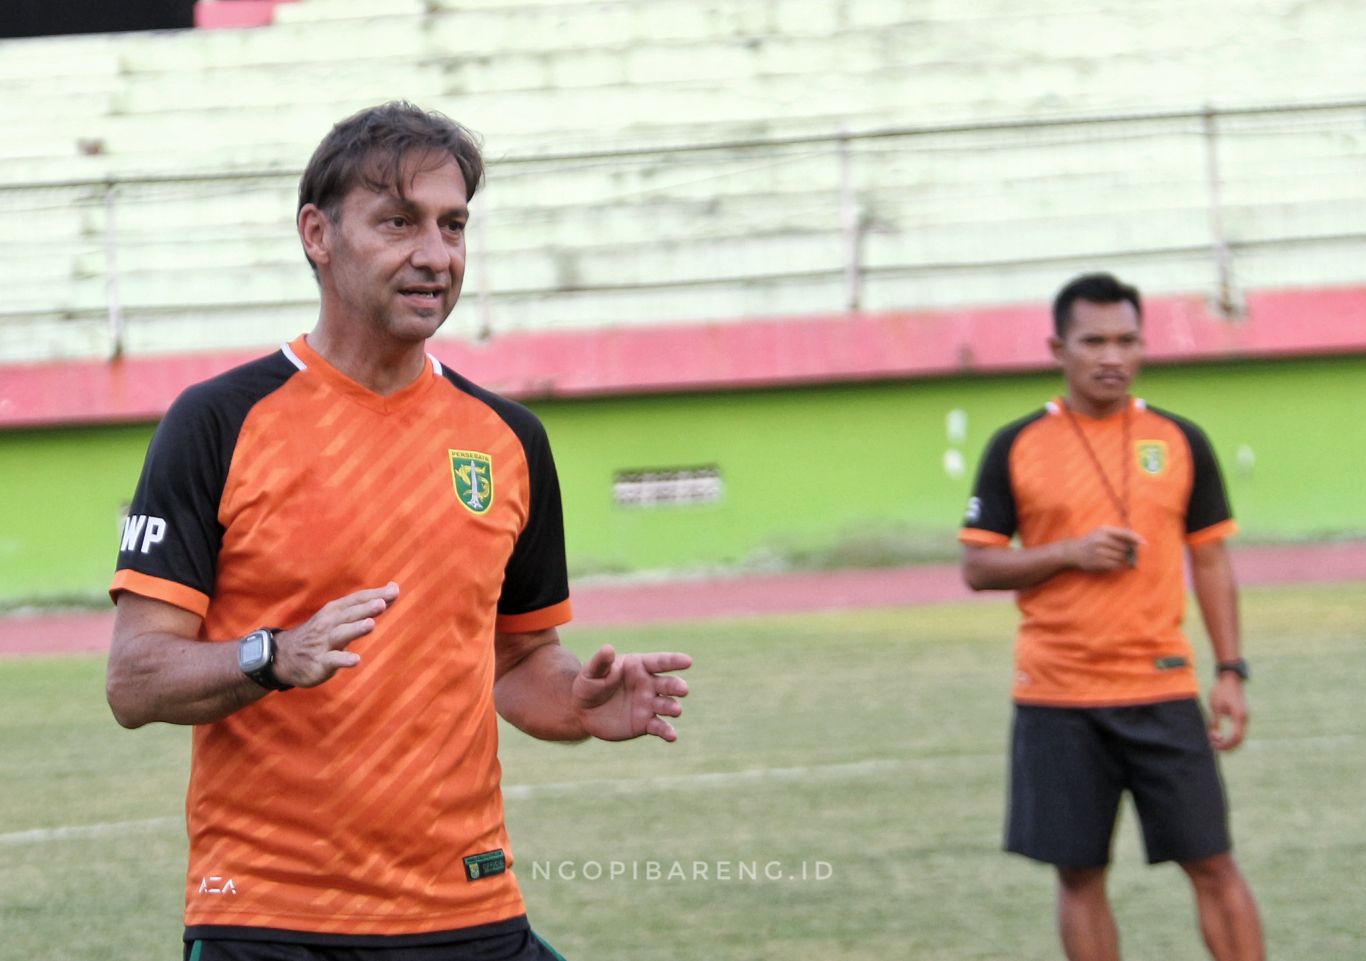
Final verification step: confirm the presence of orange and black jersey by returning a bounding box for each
[960,397,1236,707]
[111,335,572,942]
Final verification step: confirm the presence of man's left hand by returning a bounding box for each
[1208,674,1249,751]
[572,645,692,742]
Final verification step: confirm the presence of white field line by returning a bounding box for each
[3,732,1356,846]
[0,757,978,847]
[0,815,180,846]
[499,755,987,801]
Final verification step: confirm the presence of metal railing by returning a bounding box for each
[2,97,1364,362]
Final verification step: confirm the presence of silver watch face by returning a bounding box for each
[238,631,270,672]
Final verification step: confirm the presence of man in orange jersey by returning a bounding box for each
[959,273,1263,961]
[106,102,691,961]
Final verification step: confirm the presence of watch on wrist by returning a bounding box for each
[237,628,292,691]
[1216,658,1250,682]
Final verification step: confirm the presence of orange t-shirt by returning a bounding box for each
[960,397,1236,707]
[111,336,572,940]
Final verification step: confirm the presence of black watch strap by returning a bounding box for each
[1216,658,1250,681]
[240,628,293,691]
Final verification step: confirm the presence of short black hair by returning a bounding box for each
[297,101,484,273]
[1052,272,1142,337]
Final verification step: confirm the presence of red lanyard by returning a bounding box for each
[1060,400,1132,530]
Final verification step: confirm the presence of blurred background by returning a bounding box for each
[2,0,1364,606]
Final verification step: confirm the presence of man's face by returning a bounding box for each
[1050,298,1144,416]
[308,152,469,345]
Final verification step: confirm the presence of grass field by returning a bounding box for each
[2,583,1364,960]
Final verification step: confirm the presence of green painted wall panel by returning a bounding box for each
[541,355,1366,574]
[1114,357,1365,538]
[2,357,1363,605]
[0,424,154,602]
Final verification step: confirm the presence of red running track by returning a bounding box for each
[3,541,1365,657]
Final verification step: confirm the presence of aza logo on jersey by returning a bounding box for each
[197,875,237,895]
[1135,441,1169,476]
[449,450,494,514]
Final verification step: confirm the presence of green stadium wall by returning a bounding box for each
[2,355,1362,606]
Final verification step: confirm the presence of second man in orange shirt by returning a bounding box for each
[960,272,1263,961]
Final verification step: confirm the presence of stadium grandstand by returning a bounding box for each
[2,0,1364,600]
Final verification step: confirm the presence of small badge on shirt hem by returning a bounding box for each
[1154,655,1189,671]
[464,849,507,881]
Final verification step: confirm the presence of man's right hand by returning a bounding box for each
[108,582,402,727]
[274,582,401,688]
[1067,527,1144,572]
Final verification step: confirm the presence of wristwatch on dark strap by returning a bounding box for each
[238,628,292,691]
[1216,658,1250,682]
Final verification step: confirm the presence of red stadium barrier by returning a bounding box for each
[193,0,295,30]
[2,285,1365,429]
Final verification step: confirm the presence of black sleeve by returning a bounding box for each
[114,352,296,600]
[442,370,572,617]
[1168,413,1234,534]
[115,383,233,598]
[498,414,571,617]
[962,414,1038,538]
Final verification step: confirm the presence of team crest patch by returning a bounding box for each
[463,849,507,881]
[1135,441,1168,476]
[450,450,494,514]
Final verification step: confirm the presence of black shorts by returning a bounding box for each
[1006,698,1232,868]
[183,918,566,961]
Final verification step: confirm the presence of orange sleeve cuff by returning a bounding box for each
[109,569,211,618]
[1186,518,1238,547]
[496,597,573,634]
[959,528,1011,548]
